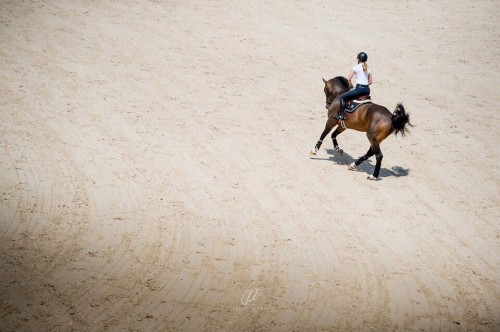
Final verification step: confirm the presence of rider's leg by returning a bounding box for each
[338,99,345,120]
[338,88,361,120]
[338,86,370,120]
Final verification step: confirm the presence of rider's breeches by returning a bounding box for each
[339,84,370,112]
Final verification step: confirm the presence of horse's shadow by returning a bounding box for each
[311,148,410,179]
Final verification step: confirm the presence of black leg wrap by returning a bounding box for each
[373,153,383,178]
[331,131,340,149]
[315,140,323,150]
[355,148,374,166]
[355,155,367,166]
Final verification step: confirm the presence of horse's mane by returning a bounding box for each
[328,76,351,100]
[333,76,350,90]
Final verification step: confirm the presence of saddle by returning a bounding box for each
[345,95,372,113]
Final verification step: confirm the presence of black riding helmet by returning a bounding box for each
[357,52,368,62]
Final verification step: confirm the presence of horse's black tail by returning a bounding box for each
[391,103,412,137]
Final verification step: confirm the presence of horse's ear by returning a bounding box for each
[323,78,332,91]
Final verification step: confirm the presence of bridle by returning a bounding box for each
[325,88,340,109]
[325,85,349,109]
[325,87,334,108]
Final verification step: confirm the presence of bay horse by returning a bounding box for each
[309,76,412,180]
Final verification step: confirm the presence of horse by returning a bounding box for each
[309,76,412,180]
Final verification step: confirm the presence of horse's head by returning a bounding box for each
[322,78,334,109]
[322,77,350,109]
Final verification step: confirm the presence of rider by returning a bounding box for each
[338,52,372,120]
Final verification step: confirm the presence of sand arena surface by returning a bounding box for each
[1,0,499,330]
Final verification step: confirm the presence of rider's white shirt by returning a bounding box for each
[352,64,371,85]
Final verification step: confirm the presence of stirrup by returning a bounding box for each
[336,113,345,120]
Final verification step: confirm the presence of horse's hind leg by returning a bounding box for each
[331,126,346,155]
[367,131,390,179]
[310,117,337,156]
[348,147,374,170]
[370,143,383,180]
[349,142,383,180]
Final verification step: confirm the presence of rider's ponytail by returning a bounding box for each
[362,62,368,73]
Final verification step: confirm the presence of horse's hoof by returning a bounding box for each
[309,150,317,156]
[367,175,377,180]
[335,148,344,155]
[348,163,356,170]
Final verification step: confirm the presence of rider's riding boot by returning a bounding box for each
[338,99,346,120]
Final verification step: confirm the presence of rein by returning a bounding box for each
[327,91,344,109]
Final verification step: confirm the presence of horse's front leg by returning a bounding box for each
[331,126,346,155]
[310,117,337,156]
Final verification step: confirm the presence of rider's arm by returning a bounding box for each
[368,73,373,85]
[347,70,354,86]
